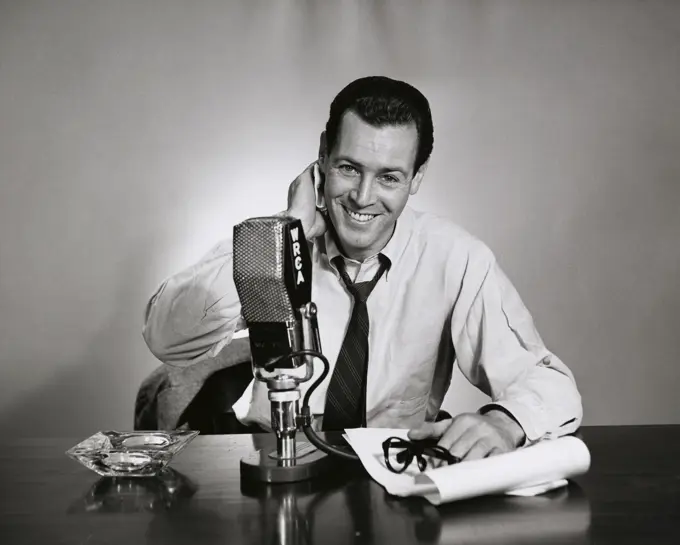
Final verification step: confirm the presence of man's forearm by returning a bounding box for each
[483,361,583,443]
[143,240,244,365]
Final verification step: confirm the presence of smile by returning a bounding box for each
[342,205,378,223]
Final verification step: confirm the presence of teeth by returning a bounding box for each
[346,208,376,222]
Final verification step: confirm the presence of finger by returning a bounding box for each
[440,424,481,462]
[303,160,319,181]
[486,446,504,458]
[435,414,477,453]
[313,163,327,211]
[302,160,318,175]
[289,161,317,196]
[429,416,475,468]
[462,439,494,462]
[407,419,452,441]
[287,161,322,223]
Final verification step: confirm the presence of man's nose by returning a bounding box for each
[349,175,376,208]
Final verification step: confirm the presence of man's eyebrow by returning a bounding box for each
[334,155,408,176]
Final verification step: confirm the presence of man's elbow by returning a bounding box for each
[142,312,191,364]
[555,377,584,436]
[142,322,173,363]
[142,318,226,367]
[570,386,584,428]
[141,284,175,361]
[564,368,584,416]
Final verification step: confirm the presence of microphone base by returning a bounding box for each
[240,440,337,483]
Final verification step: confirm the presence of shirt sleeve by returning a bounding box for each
[450,245,583,443]
[142,238,247,367]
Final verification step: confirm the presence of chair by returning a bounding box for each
[179,359,261,434]
[134,337,261,434]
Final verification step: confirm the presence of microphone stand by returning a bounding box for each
[240,302,359,484]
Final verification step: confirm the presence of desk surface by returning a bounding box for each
[0,425,678,545]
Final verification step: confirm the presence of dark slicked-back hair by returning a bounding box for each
[324,76,434,174]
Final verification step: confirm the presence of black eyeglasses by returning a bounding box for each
[381,437,461,474]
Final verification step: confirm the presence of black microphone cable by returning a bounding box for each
[263,350,360,462]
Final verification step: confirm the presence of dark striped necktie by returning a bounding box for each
[323,255,388,431]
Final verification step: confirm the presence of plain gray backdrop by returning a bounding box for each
[1,0,679,437]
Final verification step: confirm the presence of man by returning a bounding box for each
[143,76,582,462]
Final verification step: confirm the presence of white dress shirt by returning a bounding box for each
[143,206,583,442]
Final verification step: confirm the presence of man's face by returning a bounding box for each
[319,110,427,261]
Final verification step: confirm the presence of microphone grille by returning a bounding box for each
[233,216,296,323]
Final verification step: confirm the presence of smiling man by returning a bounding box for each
[321,108,425,260]
[143,76,583,461]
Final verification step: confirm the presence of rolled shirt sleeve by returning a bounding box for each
[142,239,247,367]
[451,246,583,443]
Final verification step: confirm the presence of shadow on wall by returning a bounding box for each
[0,236,161,439]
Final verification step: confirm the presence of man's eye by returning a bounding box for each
[380,175,400,184]
[339,164,357,174]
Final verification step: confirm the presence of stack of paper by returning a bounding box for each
[343,428,591,505]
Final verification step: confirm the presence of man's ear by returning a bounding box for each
[409,159,429,196]
[318,131,327,167]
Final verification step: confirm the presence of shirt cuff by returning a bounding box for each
[478,401,541,447]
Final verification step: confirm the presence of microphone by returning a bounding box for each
[233,215,318,376]
[232,215,356,483]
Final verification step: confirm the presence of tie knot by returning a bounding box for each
[350,281,374,303]
[332,256,386,303]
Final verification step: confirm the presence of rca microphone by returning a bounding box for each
[232,215,356,482]
[232,215,316,373]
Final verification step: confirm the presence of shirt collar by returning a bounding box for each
[321,205,415,271]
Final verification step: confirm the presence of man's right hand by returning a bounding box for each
[280,161,327,240]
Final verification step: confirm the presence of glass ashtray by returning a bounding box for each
[66,430,199,477]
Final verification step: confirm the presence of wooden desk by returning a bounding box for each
[0,426,678,544]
